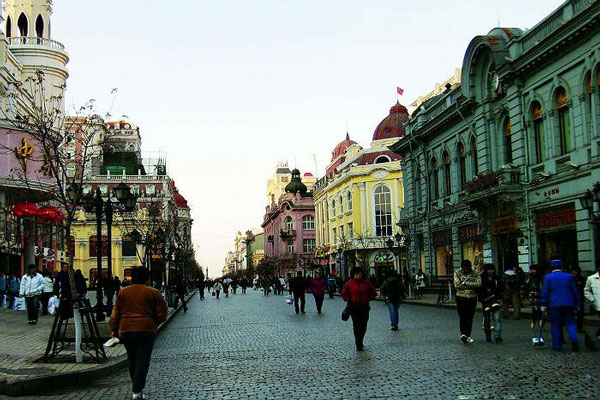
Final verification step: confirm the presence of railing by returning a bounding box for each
[92,174,169,181]
[8,36,65,50]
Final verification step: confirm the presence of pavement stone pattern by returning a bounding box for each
[3,289,600,400]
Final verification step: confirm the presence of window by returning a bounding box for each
[431,158,439,200]
[374,155,391,164]
[332,228,337,243]
[504,118,513,163]
[347,222,353,239]
[331,199,336,217]
[122,235,136,257]
[35,15,43,38]
[374,185,392,237]
[586,74,592,135]
[470,136,479,176]
[89,235,108,257]
[442,151,451,196]
[556,87,572,155]
[347,191,353,210]
[6,16,12,38]
[302,215,315,230]
[339,195,344,214]
[303,239,316,253]
[532,102,545,163]
[414,165,422,204]
[146,185,156,196]
[285,216,293,230]
[99,186,108,196]
[287,240,294,253]
[458,142,466,190]
[66,165,75,178]
[17,13,27,37]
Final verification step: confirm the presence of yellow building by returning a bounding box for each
[314,102,409,283]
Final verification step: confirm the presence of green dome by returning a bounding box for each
[284,169,307,195]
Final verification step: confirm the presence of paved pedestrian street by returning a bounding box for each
[6,290,600,400]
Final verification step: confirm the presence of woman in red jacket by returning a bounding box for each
[341,267,377,351]
[310,270,328,314]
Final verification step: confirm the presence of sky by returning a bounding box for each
[51,0,564,277]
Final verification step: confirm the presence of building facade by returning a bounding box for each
[314,103,407,283]
[390,0,600,280]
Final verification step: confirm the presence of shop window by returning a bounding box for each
[302,215,314,230]
[556,87,572,155]
[430,158,439,200]
[504,118,513,164]
[303,239,316,253]
[532,102,545,163]
[457,142,466,190]
[442,151,451,196]
[374,184,392,237]
[470,136,478,176]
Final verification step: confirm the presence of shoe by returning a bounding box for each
[467,337,474,344]
[571,342,580,353]
[486,337,492,343]
[530,321,535,329]
[495,337,503,343]
[132,393,147,399]
[301,311,305,314]
[28,321,33,324]
[391,325,398,331]
[461,335,468,344]
[356,343,364,351]
[32,320,37,324]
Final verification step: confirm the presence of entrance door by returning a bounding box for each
[538,229,578,269]
[496,234,518,274]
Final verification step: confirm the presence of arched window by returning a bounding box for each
[470,136,478,176]
[532,102,545,163]
[442,151,451,196]
[6,16,12,38]
[457,142,466,190]
[285,216,293,230]
[302,215,315,230]
[374,185,392,237]
[35,15,43,38]
[17,13,27,37]
[431,157,439,200]
[556,87,572,154]
[374,155,391,164]
[504,118,513,164]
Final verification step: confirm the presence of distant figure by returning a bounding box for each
[341,267,377,351]
[113,276,122,297]
[19,264,44,324]
[570,266,586,332]
[524,264,543,329]
[196,277,205,300]
[584,262,600,341]
[310,271,327,314]
[541,259,580,352]
[380,270,403,331]
[502,265,521,319]
[289,271,309,314]
[109,267,167,400]
[176,277,188,313]
[74,269,87,300]
[240,277,248,294]
[327,274,336,299]
[415,270,426,299]
[41,270,54,316]
[212,280,223,299]
[478,264,504,343]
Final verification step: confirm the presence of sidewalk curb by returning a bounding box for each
[1,291,196,397]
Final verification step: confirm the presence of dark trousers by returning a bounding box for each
[40,292,51,315]
[241,287,247,294]
[328,287,335,299]
[350,306,370,347]
[25,295,40,321]
[121,332,156,393]
[177,291,187,312]
[456,296,477,337]
[199,288,205,300]
[548,307,578,350]
[313,294,324,313]
[215,290,220,299]
[293,292,305,313]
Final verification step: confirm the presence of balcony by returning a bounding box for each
[459,167,524,208]
[280,229,296,239]
[8,36,65,50]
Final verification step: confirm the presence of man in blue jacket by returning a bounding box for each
[540,259,580,352]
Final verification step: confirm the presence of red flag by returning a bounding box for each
[397,87,404,96]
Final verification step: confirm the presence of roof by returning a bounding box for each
[332,133,357,160]
[372,102,410,141]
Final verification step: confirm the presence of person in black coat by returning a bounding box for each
[478,263,504,343]
[288,270,309,314]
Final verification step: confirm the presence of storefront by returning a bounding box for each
[536,203,577,269]
[372,250,394,285]
[433,229,453,277]
[491,215,519,274]
[458,223,484,272]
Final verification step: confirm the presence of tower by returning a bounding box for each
[2,0,69,98]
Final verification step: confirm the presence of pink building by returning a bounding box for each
[262,169,316,278]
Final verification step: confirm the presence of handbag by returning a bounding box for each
[211,291,216,297]
[341,303,352,321]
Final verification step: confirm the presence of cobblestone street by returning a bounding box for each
[6,290,599,400]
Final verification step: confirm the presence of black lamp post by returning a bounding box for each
[83,182,137,321]
[580,182,600,221]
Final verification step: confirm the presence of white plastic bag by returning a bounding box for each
[1,294,6,309]
[48,295,57,315]
[285,295,294,305]
[54,296,60,308]
[13,297,25,311]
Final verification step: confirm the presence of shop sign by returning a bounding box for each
[536,205,575,229]
[433,229,452,247]
[491,216,517,235]
[458,223,484,243]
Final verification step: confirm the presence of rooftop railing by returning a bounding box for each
[8,36,65,50]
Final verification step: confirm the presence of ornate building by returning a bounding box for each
[390,0,600,280]
[314,103,407,283]
[262,169,316,278]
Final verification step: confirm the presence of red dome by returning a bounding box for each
[372,101,409,141]
[332,133,357,160]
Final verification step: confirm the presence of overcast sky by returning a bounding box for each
[52,0,564,277]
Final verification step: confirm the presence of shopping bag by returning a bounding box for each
[341,303,352,321]
[1,294,6,309]
[14,297,26,311]
[212,291,216,297]
[54,296,60,308]
[48,296,57,315]
[285,295,293,305]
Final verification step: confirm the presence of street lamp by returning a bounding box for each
[83,183,137,321]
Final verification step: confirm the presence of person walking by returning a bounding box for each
[524,264,543,329]
[327,273,336,299]
[7,274,19,310]
[310,271,327,314]
[40,270,54,316]
[341,267,376,351]
[222,280,230,297]
[478,263,504,343]
[212,280,223,299]
[0,272,6,305]
[502,265,521,319]
[240,277,248,294]
[414,270,426,299]
[19,265,44,324]
[74,269,87,299]
[196,277,205,300]
[113,276,122,297]
[570,266,586,333]
[109,266,167,400]
[175,276,188,313]
[288,271,309,314]
[540,259,580,352]
[584,262,600,341]
[454,259,481,344]
[380,270,403,331]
